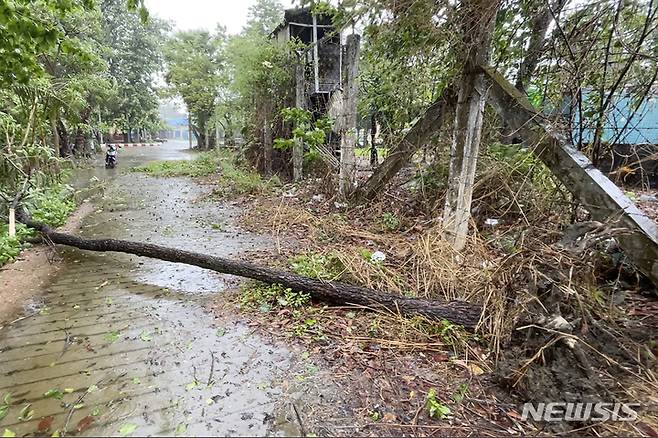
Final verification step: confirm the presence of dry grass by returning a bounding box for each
[228,139,658,435]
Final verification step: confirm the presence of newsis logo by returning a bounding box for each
[521,402,640,422]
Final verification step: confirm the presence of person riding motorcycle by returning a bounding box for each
[105,144,119,168]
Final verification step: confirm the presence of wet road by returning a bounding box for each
[0,142,347,436]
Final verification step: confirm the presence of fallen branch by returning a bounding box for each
[19,213,482,329]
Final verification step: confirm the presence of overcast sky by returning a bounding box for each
[144,0,295,35]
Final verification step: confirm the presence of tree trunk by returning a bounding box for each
[18,215,482,329]
[224,114,234,146]
[57,120,71,157]
[515,0,567,92]
[352,91,454,202]
[338,34,360,198]
[368,115,377,166]
[50,112,60,155]
[73,128,86,156]
[442,0,499,251]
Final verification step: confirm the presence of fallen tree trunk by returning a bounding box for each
[351,88,455,202]
[22,216,482,329]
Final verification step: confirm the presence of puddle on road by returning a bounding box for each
[0,142,353,436]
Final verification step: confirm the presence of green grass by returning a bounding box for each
[131,152,219,177]
[214,157,280,198]
[132,150,280,198]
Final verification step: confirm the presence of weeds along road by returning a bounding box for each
[0,141,348,436]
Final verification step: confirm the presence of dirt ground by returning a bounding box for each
[0,201,94,326]
[225,177,658,437]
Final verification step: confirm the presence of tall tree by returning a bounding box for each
[164,30,225,149]
[99,0,167,142]
[243,0,284,36]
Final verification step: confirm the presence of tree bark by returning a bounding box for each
[369,115,377,166]
[19,214,482,329]
[352,90,455,202]
[442,0,499,251]
[50,112,60,155]
[57,120,71,157]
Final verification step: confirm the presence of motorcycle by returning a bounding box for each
[105,145,118,169]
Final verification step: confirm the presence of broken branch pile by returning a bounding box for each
[21,214,482,329]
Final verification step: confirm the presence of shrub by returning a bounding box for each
[240,282,310,312]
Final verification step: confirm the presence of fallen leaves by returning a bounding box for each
[104,330,120,343]
[37,416,54,434]
[175,423,187,436]
[17,403,33,421]
[76,415,95,433]
[43,389,64,400]
[451,359,485,376]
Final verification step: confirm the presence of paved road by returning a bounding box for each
[0,141,347,436]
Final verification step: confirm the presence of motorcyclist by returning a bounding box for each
[105,144,119,168]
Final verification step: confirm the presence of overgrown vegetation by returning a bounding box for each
[131,153,220,177]
[213,155,280,198]
[0,183,76,266]
[131,150,281,197]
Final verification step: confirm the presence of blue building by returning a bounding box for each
[571,93,658,187]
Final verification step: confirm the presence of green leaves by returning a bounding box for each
[275,108,332,151]
[17,404,34,421]
[426,388,451,420]
[164,29,225,143]
[43,389,64,400]
[104,330,120,343]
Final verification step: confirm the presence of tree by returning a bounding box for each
[225,27,295,170]
[0,0,93,85]
[164,30,225,149]
[99,0,167,142]
[243,0,284,36]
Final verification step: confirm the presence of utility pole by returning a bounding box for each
[312,14,320,93]
[338,34,360,198]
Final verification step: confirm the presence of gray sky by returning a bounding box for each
[144,0,294,35]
